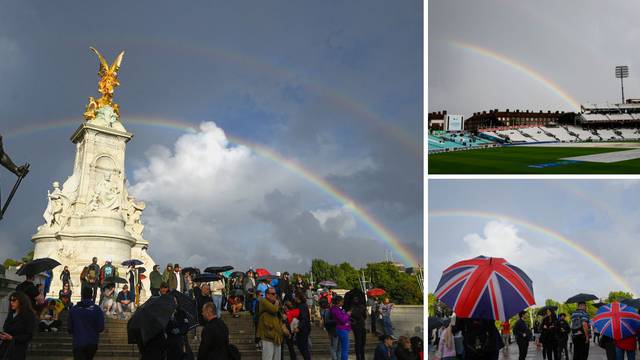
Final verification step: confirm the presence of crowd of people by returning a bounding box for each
[0,258,424,360]
[430,300,639,360]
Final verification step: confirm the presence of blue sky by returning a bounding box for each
[429,180,640,303]
[0,1,423,272]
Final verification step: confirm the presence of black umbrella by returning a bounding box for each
[192,273,223,282]
[344,288,366,311]
[229,271,245,278]
[113,277,128,284]
[122,259,144,267]
[566,293,598,304]
[592,302,608,308]
[16,258,61,276]
[182,267,200,275]
[204,265,234,274]
[170,290,198,330]
[127,295,177,345]
[137,267,146,274]
[428,317,444,331]
[537,305,559,316]
[621,298,640,309]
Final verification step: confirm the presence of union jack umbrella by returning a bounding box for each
[433,256,535,321]
[592,301,640,340]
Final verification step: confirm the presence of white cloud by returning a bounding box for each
[461,220,560,270]
[310,206,357,236]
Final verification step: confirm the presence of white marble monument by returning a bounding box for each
[31,48,156,301]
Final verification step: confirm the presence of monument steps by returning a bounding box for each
[28,312,379,358]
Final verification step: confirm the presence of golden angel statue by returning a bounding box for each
[84,47,125,121]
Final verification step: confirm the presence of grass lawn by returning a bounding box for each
[428,146,640,174]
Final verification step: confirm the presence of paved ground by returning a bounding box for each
[562,148,640,163]
[429,341,611,359]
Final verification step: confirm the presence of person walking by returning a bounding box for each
[570,302,590,360]
[380,297,394,336]
[513,311,532,360]
[0,292,37,360]
[436,322,455,360]
[68,286,105,360]
[500,320,511,352]
[331,295,351,360]
[350,294,368,360]
[557,313,570,360]
[60,265,72,287]
[257,287,285,360]
[322,298,340,360]
[293,291,312,360]
[243,270,256,313]
[149,265,163,296]
[163,264,177,291]
[87,257,100,303]
[614,335,636,360]
[197,302,230,359]
[211,278,225,319]
[368,296,379,334]
[541,309,559,360]
[166,297,193,360]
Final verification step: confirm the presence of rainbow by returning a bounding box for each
[430,209,635,295]
[450,41,581,110]
[114,37,422,157]
[5,116,420,266]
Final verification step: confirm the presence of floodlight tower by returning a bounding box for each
[616,65,629,103]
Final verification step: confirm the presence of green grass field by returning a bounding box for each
[428,146,640,174]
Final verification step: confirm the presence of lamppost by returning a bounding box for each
[616,65,629,104]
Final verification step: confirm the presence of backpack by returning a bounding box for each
[323,309,337,333]
[104,265,114,279]
[463,320,491,356]
[570,312,586,334]
[228,344,241,360]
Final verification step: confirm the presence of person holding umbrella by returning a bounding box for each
[570,302,591,360]
[15,274,38,311]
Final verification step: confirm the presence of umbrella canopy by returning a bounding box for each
[229,271,245,278]
[256,274,278,282]
[113,277,128,284]
[128,295,177,345]
[367,288,386,297]
[592,302,608,308]
[566,293,598,304]
[121,259,144,267]
[592,302,640,340]
[181,267,200,275]
[434,256,535,321]
[428,317,444,331]
[255,268,270,277]
[319,280,338,288]
[192,273,223,283]
[16,258,61,276]
[204,266,234,274]
[537,306,558,316]
[621,298,640,309]
[170,290,198,330]
[137,267,146,274]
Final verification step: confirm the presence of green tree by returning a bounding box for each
[606,291,633,303]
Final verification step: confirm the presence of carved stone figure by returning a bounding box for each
[41,181,71,231]
[123,195,145,237]
[87,173,121,212]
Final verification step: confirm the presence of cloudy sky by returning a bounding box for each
[0,1,423,273]
[429,180,640,304]
[429,1,640,118]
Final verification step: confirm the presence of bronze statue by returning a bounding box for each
[0,133,29,220]
[0,134,28,177]
[84,47,125,121]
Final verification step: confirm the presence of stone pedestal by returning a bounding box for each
[32,107,155,302]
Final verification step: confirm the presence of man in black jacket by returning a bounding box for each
[513,311,532,360]
[198,302,230,359]
[15,274,39,310]
[557,313,570,360]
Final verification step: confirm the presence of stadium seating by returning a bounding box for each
[595,129,623,141]
[565,126,600,141]
[619,128,640,140]
[606,113,634,121]
[519,127,557,142]
[540,126,577,142]
[428,133,496,152]
[496,130,535,143]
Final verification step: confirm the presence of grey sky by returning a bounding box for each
[429,1,640,118]
[429,180,640,304]
[0,1,423,273]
